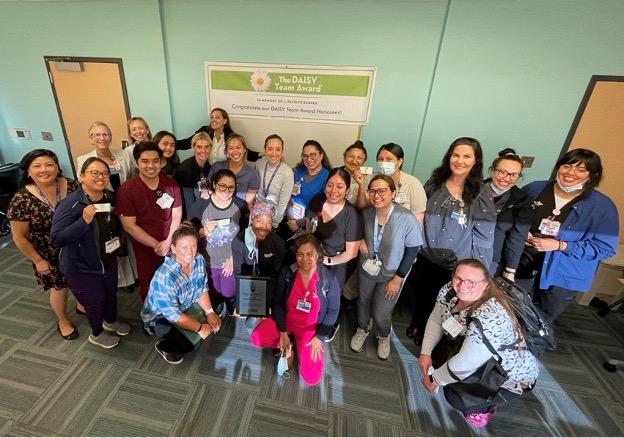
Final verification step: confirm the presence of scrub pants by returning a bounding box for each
[132,241,164,301]
[357,270,404,337]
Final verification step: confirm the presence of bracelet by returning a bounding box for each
[206,308,215,315]
[196,323,202,333]
[558,240,565,251]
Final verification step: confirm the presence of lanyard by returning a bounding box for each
[373,205,394,257]
[34,179,60,211]
[262,162,281,198]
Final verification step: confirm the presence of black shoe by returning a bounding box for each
[57,323,79,340]
[154,341,183,365]
[325,323,339,343]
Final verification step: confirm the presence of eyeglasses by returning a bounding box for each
[559,163,589,175]
[85,170,110,178]
[494,168,521,180]
[301,152,320,160]
[452,275,486,289]
[216,183,236,192]
[367,187,390,197]
[90,133,111,139]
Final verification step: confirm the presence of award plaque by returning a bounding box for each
[235,275,271,317]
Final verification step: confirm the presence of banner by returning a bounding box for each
[205,62,376,125]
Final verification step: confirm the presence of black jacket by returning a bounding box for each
[232,228,286,279]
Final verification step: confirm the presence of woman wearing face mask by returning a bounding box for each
[341,140,370,208]
[176,108,260,163]
[279,140,332,239]
[77,121,137,294]
[124,116,152,163]
[255,134,294,229]
[375,143,427,222]
[232,201,286,279]
[485,149,534,280]
[208,134,260,209]
[153,131,180,177]
[517,148,618,323]
[405,137,497,345]
[174,132,213,214]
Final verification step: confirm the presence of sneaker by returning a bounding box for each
[325,322,339,343]
[377,336,391,360]
[464,412,493,428]
[350,327,369,352]
[103,320,131,336]
[155,341,183,365]
[88,331,120,349]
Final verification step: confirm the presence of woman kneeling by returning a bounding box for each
[142,222,221,364]
[419,258,538,428]
[250,234,340,386]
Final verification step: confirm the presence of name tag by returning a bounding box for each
[291,202,305,220]
[105,237,120,254]
[442,316,463,338]
[296,299,311,313]
[538,218,560,237]
[94,203,112,213]
[156,192,174,209]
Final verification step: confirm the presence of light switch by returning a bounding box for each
[9,128,31,139]
[42,132,54,141]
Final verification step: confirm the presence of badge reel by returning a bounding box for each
[156,192,174,209]
[363,257,382,276]
[442,316,463,338]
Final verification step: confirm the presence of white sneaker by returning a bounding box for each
[350,327,369,352]
[103,320,131,336]
[377,336,391,360]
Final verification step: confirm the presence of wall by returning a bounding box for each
[0,0,171,174]
[1,0,624,184]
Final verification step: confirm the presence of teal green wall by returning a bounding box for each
[0,0,171,173]
[1,0,623,182]
[413,0,624,182]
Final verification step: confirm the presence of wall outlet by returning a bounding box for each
[9,128,31,139]
[41,131,54,141]
[521,156,535,168]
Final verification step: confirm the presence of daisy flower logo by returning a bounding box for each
[250,70,271,92]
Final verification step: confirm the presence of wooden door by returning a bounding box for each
[45,57,130,176]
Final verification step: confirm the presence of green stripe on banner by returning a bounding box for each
[211,70,370,96]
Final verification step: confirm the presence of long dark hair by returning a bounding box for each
[153,130,180,168]
[297,140,332,169]
[18,149,63,187]
[376,143,404,170]
[430,137,484,204]
[207,108,234,139]
[326,167,351,189]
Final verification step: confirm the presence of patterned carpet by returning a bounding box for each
[0,239,623,437]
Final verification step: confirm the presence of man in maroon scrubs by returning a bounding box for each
[116,142,182,300]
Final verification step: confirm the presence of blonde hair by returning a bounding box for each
[191,131,212,148]
[88,121,111,136]
[126,117,152,141]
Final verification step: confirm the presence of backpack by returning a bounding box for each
[494,276,556,356]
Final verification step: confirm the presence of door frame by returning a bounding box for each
[44,56,131,176]
[553,74,624,179]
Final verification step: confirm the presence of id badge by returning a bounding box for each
[395,192,406,204]
[156,192,174,209]
[109,162,121,176]
[538,218,560,237]
[442,316,463,338]
[363,258,382,276]
[296,299,311,313]
[292,182,301,196]
[291,202,306,220]
[93,203,112,213]
[105,237,120,254]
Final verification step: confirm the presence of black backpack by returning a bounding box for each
[494,277,556,357]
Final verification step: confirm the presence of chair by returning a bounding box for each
[599,279,624,373]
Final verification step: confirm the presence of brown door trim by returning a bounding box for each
[44,56,131,176]
[553,75,624,179]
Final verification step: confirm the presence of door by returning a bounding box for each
[45,56,131,176]
[559,75,624,242]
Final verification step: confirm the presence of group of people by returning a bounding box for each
[6,108,619,428]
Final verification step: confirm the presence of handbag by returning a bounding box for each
[442,319,509,414]
[431,334,465,369]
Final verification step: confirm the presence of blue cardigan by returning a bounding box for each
[522,181,619,292]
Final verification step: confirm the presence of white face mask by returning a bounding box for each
[490,182,511,196]
[377,161,396,176]
[556,176,588,193]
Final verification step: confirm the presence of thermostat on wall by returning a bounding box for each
[9,128,32,140]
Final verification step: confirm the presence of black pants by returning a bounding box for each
[516,275,578,324]
[408,255,453,334]
[158,322,195,355]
